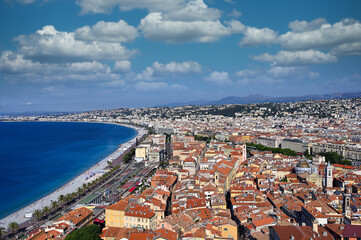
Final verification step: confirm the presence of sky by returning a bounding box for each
[0,0,361,113]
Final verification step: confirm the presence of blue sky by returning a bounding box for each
[0,0,360,112]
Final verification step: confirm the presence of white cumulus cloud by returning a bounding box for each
[15,25,137,63]
[236,66,320,84]
[288,18,328,33]
[76,0,185,14]
[136,60,202,80]
[152,61,202,74]
[252,50,337,66]
[75,20,138,43]
[279,18,361,53]
[134,81,187,92]
[163,0,221,22]
[239,26,278,47]
[113,60,132,73]
[205,71,232,85]
[139,12,244,43]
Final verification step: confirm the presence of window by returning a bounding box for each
[224,228,228,231]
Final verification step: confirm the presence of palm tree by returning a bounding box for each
[8,222,19,236]
[76,187,82,197]
[65,193,72,203]
[0,227,6,239]
[71,192,76,200]
[42,206,50,218]
[51,200,58,212]
[58,194,66,207]
[33,209,42,221]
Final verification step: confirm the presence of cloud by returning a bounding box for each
[252,50,337,66]
[330,42,361,56]
[152,61,202,74]
[136,60,202,80]
[12,0,36,4]
[113,60,131,73]
[239,26,278,47]
[236,69,261,78]
[267,66,307,78]
[0,51,110,75]
[136,67,154,81]
[288,18,327,33]
[279,18,361,53]
[162,0,221,22]
[236,66,319,84]
[205,71,232,85]
[0,51,42,74]
[15,25,137,63]
[139,12,244,43]
[77,0,243,44]
[134,81,187,92]
[74,20,138,43]
[227,9,242,18]
[76,0,185,14]
[0,51,124,84]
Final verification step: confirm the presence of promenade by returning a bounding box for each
[0,123,147,230]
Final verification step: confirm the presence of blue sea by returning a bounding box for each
[0,121,137,219]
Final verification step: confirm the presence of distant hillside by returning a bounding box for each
[159,91,361,107]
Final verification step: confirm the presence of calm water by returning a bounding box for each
[0,121,137,219]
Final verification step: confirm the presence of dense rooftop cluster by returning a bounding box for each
[3,97,361,240]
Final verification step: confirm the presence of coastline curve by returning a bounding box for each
[0,121,147,228]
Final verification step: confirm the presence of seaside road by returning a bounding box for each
[7,160,136,240]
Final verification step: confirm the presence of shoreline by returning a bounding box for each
[0,121,147,228]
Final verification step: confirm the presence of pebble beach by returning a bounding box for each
[0,123,146,229]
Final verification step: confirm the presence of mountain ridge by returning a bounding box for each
[157,91,361,107]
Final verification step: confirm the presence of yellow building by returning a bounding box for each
[219,222,238,240]
[105,201,157,230]
[306,173,322,187]
[124,205,157,230]
[105,200,128,228]
[135,147,147,161]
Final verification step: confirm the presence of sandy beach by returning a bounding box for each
[0,122,147,229]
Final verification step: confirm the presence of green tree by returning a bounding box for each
[65,224,101,240]
[51,200,58,211]
[42,206,50,218]
[76,187,82,197]
[65,193,73,203]
[58,194,66,207]
[0,227,6,239]
[33,209,42,221]
[304,150,312,159]
[8,222,19,235]
[320,152,351,166]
